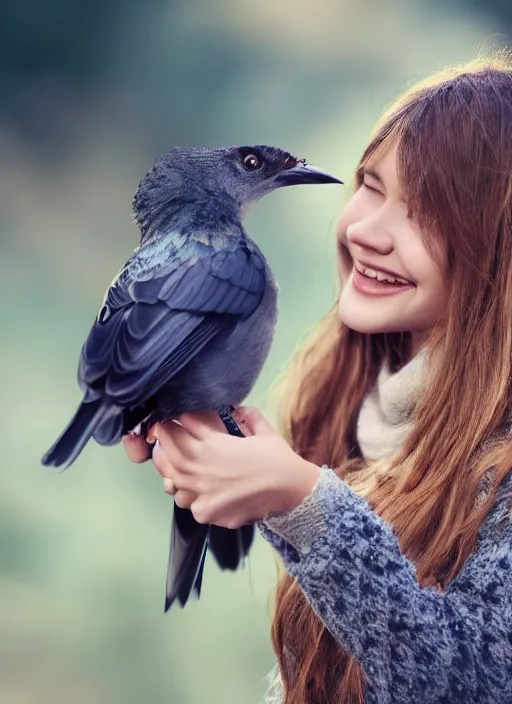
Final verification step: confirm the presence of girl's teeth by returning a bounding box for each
[360,266,410,285]
[362,267,377,278]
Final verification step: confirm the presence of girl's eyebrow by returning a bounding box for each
[362,167,384,184]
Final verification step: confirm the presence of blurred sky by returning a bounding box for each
[1,1,511,703]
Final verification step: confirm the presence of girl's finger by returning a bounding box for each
[152,440,176,479]
[153,442,199,496]
[177,411,225,439]
[146,424,159,444]
[122,434,153,463]
[232,406,276,437]
[163,477,176,495]
[157,420,200,462]
[174,489,196,510]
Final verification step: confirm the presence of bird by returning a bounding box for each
[41,144,342,610]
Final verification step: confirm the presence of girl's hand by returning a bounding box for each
[123,408,320,529]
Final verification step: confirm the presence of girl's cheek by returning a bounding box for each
[336,214,347,244]
[337,240,353,282]
[337,194,367,243]
[338,225,348,247]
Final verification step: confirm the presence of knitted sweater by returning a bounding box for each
[257,354,512,703]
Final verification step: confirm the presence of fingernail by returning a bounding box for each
[163,477,174,494]
[147,425,159,443]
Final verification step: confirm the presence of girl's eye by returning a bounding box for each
[362,180,382,194]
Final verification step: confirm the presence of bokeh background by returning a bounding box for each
[2,1,512,702]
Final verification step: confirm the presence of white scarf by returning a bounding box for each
[356,349,427,462]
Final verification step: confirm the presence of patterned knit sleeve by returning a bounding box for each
[256,467,512,703]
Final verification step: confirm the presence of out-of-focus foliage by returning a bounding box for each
[0,1,507,702]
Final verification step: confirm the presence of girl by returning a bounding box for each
[124,54,512,703]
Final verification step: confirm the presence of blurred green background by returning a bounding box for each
[1,1,511,702]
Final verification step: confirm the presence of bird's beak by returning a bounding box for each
[274,163,343,187]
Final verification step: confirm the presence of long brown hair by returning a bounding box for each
[271,52,512,703]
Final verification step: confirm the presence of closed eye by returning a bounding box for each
[362,180,383,195]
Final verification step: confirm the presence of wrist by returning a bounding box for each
[269,457,321,517]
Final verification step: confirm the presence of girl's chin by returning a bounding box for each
[337,287,414,335]
[338,303,402,335]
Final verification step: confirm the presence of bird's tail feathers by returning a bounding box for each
[92,408,126,446]
[209,524,254,570]
[41,398,109,470]
[165,506,210,612]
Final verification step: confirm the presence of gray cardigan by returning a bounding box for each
[257,467,512,703]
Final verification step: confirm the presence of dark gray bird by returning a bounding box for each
[41,145,342,610]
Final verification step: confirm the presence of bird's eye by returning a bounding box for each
[243,154,261,171]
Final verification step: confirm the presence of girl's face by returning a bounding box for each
[337,144,446,346]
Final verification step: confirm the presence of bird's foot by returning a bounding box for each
[217,406,245,438]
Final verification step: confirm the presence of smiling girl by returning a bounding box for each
[124,54,512,702]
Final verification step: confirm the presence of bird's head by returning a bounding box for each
[133,145,342,235]
[211,145,343,210]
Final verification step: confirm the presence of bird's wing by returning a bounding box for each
[78,235,266,405]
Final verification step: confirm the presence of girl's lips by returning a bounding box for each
[352,267,415,296]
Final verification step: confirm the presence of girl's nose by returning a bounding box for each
[346,213,394,256]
